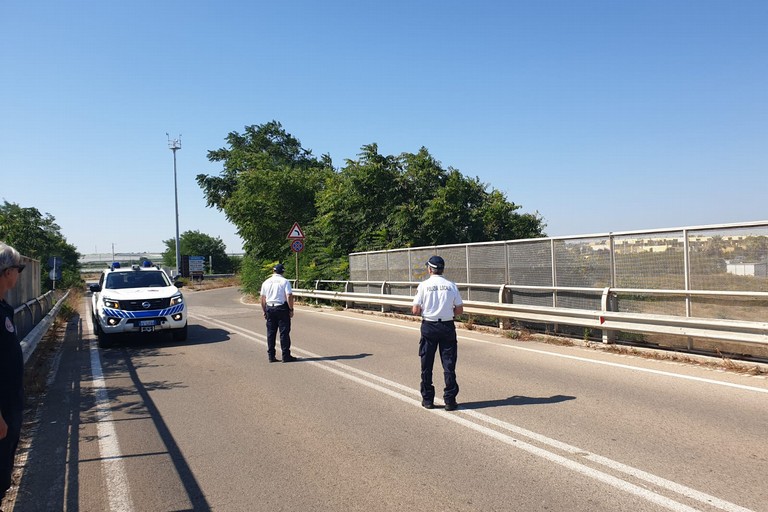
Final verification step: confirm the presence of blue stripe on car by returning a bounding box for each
[103,304,184,319]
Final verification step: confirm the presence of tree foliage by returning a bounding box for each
[162,230,237,273]
[314,144,546,256]
[196,121,547,291]
[196,121,333,260]
[0,200,81,290]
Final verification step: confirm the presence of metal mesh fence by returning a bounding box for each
[349,253,368,282]
[387,250,412,282]
[8,257,40,308]
[348,221,768,325]
[366,252,388,283]
[613,231,686,290]
[507,239,552,287]
[467,243,506,284]
[688,225,768,292]
[554,237,612,288]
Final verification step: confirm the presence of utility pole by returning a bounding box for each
[167,134,182,277]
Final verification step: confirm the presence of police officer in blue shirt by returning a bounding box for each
[412,256,464,411]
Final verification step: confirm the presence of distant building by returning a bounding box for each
[726,262,768,277]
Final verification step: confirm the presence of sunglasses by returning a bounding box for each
[5,264,25,273]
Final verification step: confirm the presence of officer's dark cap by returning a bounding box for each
[426,256,445,270]
[273,263,285,274]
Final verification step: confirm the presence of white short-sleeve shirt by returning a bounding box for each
[412,274,463,321]
[260,274,293,305]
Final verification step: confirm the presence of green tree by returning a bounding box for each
[314,144,546,255]
[313,143,405,255]
[0,200,81,290]
[196,121,333,261]
[739,235,768,262]
[162,230,235,273]
[196,122,547,291]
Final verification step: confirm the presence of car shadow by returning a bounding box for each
[459,394,576,410]
[98,324,231,350]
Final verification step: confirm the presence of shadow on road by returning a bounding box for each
[98,323,230,350]
[13,315,213,512]
[297,353,373,362]
[459,394,576,410]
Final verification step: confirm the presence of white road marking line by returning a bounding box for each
[84,299,135,512]
[193,312,754,512]
[301,308,768,394]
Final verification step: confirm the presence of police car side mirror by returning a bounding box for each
[174,280,184,288]
[89,284,101,293]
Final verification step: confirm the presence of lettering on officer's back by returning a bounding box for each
[425,285,453,292]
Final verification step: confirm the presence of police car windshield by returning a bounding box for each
[105,271,171,289]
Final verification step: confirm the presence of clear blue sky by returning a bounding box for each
[2,1,766,254]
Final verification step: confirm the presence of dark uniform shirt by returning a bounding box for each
[0,299,24,416]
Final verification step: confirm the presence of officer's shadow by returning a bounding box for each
[298,353,373,362]
[459,395,576,410]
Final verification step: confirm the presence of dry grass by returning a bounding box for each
[591,343,768,376]
[24,290,82,393]
[184,275,241,291]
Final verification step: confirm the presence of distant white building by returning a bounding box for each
[726,262,768,277]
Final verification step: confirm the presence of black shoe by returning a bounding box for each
[444,402,458,411]
[422,400,434,409]
[268,356,280,363]
[282,355,299,363]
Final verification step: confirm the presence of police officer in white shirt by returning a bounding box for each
[260,263,298,363]
[412,256,464,410]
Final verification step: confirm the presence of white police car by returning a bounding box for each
[90,262,187,345]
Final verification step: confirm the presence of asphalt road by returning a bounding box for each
[8,287,768,512]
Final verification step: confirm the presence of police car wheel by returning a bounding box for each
[92,314,102,335]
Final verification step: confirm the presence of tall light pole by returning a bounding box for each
[168,134,182,277]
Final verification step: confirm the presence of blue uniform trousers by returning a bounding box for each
[419,320,459,404]
[0,409,22,501]
[265,305,292,358]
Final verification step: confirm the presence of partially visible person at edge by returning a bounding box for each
[260,263,298,363]
[0,243,25,506]
[412,255,464,411]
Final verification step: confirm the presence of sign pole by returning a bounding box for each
[286,222,306,287]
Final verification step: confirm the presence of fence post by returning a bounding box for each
[683,229,694,351]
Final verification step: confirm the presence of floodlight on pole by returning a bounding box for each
[167,134,182,277]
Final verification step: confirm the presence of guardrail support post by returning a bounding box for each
[381,282,390,313]
[499,285,512,330]
[601,287,617,344]
[345,281,352,310]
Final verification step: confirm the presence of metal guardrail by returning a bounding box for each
[14,291,57,341]
[16,290,70,364]
[293,281,768,347]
